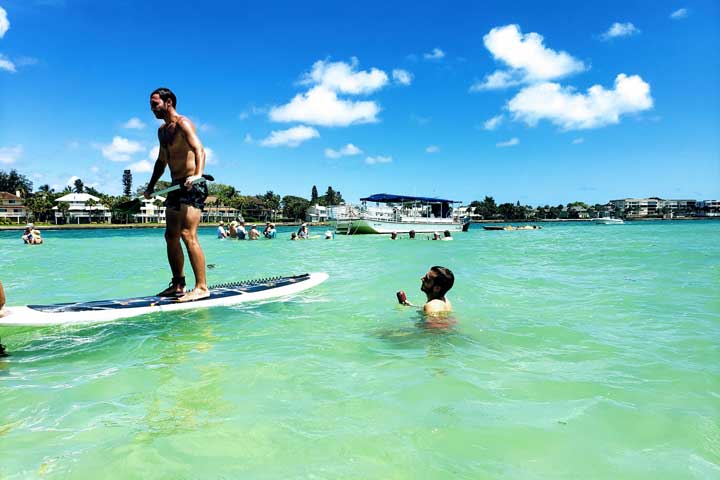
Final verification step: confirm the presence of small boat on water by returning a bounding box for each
[334,193,469,235]
[483,225,542,231]
[591,218,624,225]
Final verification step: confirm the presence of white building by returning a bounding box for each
[134,196,166,223]
[609,198,698,218]
[0,191,29,223]
[54,193,111,224]
[697,200,720,217]
[306,204,356,222]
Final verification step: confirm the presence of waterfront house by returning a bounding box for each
[306,204,355,223]
[53,193,111,224]
[0,191,29,224]
[202,196,240,223]
[134,196,166,223]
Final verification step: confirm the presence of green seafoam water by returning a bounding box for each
[0,221,719,479]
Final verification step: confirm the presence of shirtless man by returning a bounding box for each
[398,266,454,316]
[145,88,209,302]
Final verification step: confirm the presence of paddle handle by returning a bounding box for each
[144,175,213,199]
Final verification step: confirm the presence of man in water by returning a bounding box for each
[145,87,209,302]
[217,221,228,239]
[398,266,454,316]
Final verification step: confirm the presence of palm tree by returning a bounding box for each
[86,198,97,223]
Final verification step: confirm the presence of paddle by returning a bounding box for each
[114,174,215,214]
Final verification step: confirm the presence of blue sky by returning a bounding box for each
[0,0,718,205]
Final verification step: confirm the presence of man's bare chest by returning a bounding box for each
[159,123,187,151]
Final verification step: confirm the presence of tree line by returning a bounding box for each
[467,196,621,220]
[1,168,344,224]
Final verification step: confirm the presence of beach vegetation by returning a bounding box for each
[0,169,33,197]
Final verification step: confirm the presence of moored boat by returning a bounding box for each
[335,193,469,235]
[591,217,624,224]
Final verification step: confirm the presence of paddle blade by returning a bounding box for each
[114,198,141,214]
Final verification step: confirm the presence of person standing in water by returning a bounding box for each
[145,88,209,302]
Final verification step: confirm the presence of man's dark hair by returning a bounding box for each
[151,87,177,107]
[430,266,454,297]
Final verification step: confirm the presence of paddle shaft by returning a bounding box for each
[146,175,211,199]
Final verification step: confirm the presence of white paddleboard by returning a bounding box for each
[0,272,328,327]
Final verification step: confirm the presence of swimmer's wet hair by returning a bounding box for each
[151,87,177,107]
[430,266,454,297]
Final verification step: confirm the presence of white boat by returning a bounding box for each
[591,217,624,224]
[335,194,469,235]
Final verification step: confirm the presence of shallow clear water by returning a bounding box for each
[1,222,719,479]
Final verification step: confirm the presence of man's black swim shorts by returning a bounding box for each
[165,178,209,211]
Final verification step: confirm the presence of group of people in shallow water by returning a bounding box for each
[390,229,454,241]
[217,221,334,241]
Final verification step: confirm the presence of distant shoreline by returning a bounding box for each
[1,217,717,231]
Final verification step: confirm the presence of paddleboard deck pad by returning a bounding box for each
[1,272,328,327]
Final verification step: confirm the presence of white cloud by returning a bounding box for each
[470,70,522,91]
[425,145,439,153]
[572,137,585,144]
[270,58,392,127]
[0,7,9,38]
[601,22,641,40]
[301,58,388,95]
[0,145,22,164]
[476,24,586,90]
[670,8,688,19]
[392,69,413,86]
[423,48,445,60]
[100,136,145,162]
[507,73,653,130]
[66,175,80,187]
[238,105,267,120]
[365,155,392,165]
[122,117,146,129]
[127,160,153,173]
[260,125,319,148]
[483,114,504,131]
[0,54,16,73]
[67,141,80,149]
[243,133,253,144]
[496,138,519,147]
[410,114,431,125]
[325,143,362,159]
[270,85,380,127]
[204,147,218,164]
[148,146,160,160]
[90,166,100,173]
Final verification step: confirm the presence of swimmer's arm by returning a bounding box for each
[145,138,168,197]
[178,118,206,181]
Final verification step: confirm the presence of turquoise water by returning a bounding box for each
[1,222,719,479]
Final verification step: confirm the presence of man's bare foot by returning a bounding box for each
[176,287,210,303]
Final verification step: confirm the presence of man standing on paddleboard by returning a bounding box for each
[145,88,210,302]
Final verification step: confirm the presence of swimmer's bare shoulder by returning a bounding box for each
[423,298,452,315]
